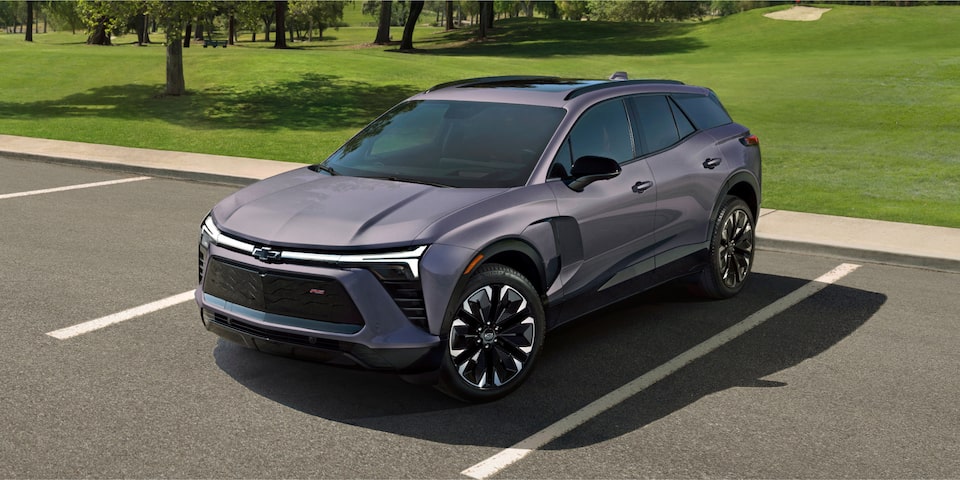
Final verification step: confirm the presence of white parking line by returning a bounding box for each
[0,176,152,200]
[46,290,196,340]
[461,263,861,480]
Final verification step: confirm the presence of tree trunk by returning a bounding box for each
[478,2,488,39]
[183,22,191,47]
[194,22,203,40]
[135,13,149,45]
[273,1,288,48]
[263,14,272,42]
[25,1,33,42]
[374,1,392,44]
[445,0,454,30]
[87,18,111,45]
[228,15,235,45]
[165,29,186,96]
[484,1,494,30]
[398,0,423,51]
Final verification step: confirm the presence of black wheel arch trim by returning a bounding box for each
[440,237,549,334]
[711,170,761,228]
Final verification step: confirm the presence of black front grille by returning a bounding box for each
[202,257,364,326]
[382,280,427,328]
[203,310,343,351]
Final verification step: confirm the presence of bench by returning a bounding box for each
[203,39,227,48]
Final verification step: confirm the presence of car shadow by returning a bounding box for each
[213,270,885,449]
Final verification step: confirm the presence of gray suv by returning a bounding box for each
[197,74,761,402]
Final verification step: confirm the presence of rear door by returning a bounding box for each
[628,94,730,262]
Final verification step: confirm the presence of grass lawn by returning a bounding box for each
[1,5,958,227]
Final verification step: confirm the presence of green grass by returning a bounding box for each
[1,5,958,227]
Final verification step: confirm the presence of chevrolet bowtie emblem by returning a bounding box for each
[252,247,282,262]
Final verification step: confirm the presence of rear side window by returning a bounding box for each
[630,95,681,154]
[672,93,733,130]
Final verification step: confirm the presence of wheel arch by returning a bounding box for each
[713,170,761,224]
[473,238,547,295]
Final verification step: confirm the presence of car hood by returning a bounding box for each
[212,167,507,249]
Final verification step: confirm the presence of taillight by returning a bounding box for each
[740,135,759,146]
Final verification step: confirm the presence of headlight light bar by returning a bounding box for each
[201,215,428,278]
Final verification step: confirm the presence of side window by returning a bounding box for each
[631,95,681,154]
[672,93,733,130]
[670,98,696,139]
[566,99,635,165]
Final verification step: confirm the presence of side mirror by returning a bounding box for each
[566,156,621,192]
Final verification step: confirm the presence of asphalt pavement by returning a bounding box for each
[2,133,959,273]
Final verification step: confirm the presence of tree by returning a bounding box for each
[44,1,85,34]
[146,1,213,95]
[76,0,132,45]
[444,0,454,30]
[398,0,424,51]
[289,1,345,41]
[25,0,33,41]
[556,0,589,20]
[273,0,288,48]
[374,0,391,44]
[477,0,493,39]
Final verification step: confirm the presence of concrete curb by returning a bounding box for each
[3,150,261,187]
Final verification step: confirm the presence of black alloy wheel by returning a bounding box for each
[697,196,756,299]
[439,264,545,402]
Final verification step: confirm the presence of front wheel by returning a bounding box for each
[695,196,756,299]
[438,264,545,402]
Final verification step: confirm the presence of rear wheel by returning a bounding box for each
[696,196,755,299]
[438,264,545,402]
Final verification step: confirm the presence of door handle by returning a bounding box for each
[703,158,722,169]
[632,181,653,194]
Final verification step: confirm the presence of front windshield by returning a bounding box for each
[321,100,566,188]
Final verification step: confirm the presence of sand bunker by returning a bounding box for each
[764,6,832,21]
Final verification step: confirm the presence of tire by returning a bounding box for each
[437,264,545,402]
[695,196,756,299]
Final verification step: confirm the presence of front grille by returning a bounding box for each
[202,257,364,327]
[382,280,427,329]
[198,248,206,284]
[203,310,343,350]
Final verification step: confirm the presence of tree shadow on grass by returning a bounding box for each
[415,18,706,58]
[0,73,419,132]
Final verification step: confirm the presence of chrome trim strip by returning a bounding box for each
[205,216,428,278]
[203,216,255,254]
[282,245,428,278]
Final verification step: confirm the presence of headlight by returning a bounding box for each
[283,245,429,279]
[199,215,220,250]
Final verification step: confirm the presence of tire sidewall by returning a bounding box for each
[437,264,545,402]
[705,197,755,298]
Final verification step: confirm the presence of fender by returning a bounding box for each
[710,169,761,230]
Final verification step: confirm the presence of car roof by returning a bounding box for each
[409,75,712,108]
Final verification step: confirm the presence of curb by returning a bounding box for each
[755,237,960,274]
[3,150,260,187]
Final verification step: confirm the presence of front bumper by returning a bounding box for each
[197,244,442,373]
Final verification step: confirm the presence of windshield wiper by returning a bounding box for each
[310,164,339,176]
[372,176,451,188]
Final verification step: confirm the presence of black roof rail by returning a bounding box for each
[564,79,685,100]
[426,76,561,92]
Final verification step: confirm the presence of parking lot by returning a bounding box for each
[2,155,958,478]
